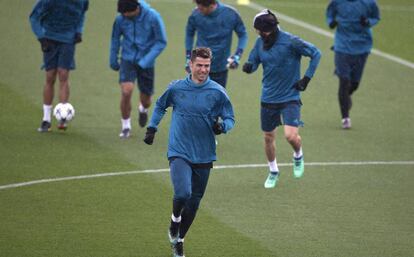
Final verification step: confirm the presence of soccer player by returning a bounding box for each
[110,0,167,138]
[30,0,89,132]
[242,10,321,188]
[326,0,380,129]
[185,0,248,88]
[143,47,235,257]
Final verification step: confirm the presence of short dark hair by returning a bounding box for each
[195,0,216,7]
[190,47,212,62]
[117,0,139,13]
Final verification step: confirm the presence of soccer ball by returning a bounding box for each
[53,103,75,122]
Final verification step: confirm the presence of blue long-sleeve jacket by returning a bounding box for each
[326,0,380,55]
[148,76,235,163]
[247,30,321,104]
[185,1,248,72]
[110,4,167,69]
[30,0,88,44]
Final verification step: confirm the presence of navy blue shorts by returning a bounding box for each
[209,70,228,88]
[335,52,368,83]
[43,42,75,71]
[119,59,154,95]
[261,101,303,132]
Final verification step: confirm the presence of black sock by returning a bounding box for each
[170,220,180,237]
[338,78,351,118]
[170,199,186,236]
[178,207,197,239]
[172,199,185,218]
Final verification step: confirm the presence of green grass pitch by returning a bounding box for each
[0,0,413,256]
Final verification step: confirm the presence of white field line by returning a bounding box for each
[1,161,413,191]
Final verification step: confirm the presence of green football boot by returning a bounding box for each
[264,172,279,188]
[293,156,304,178]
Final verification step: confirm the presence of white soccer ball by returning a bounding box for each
[53,103,75,122]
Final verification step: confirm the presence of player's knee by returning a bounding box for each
[46,77,56,86]
[186,196,202,212]
[264,133,274,145]
[174,190,191,202]
[46,72,57,85]
[57,70,69,82]
[285,132,298,143]
[121,88,133,97]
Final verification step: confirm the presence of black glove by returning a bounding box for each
[293,76,311,91]
[242,62,253,74]
[39,38,53,53]
[212,120,224,135]
[110,61,120,71]
[74,33,82,44]
[143,127,157,145]
[329,20,337,29]
[360,16,369,27]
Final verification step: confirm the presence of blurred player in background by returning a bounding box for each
[326,0,380,129]
[110,0,167,138]
[185,0,248,88]
[30,0,89,132]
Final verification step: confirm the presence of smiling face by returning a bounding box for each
[190,57,211,84]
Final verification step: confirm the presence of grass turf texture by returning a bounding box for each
[0,0,413,256]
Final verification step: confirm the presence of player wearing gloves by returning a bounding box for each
[242,10,321,188]
[326,0,380,129]
[30,0,89,132]
[185,0,247,88]
[144,47,234,257]
[110,0,167,138]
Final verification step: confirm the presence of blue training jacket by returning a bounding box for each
[30,0,89,44]
[148,76,235,164]
[247,30,321,104]
[326,0,380,55]
[110,3,167,69]
[185,1,248,73]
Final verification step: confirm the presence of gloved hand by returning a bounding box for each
[242,62,253,74]
[39,38,53,53]
[74,33,82,44]
[143,127,157,145]
[185,50,191,73]
[110,62,120,71]
[329,20,337,29]
[360,16,369,27]
[226,54,240,69]
[212,120,224,135]
[293,76,311,91]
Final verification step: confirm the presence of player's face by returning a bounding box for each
[122,8,139,18]
[197,4,216,15]
[190,57,211,84]
[256,29,271,37]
